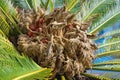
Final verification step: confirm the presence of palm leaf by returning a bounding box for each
[97,29,120,39]
[97,50,120,58]
[81,0,115,22]
[92,65,120,72]
[96,43,120,57]
[89,1,120,34]
[11,0,30,9]
[0,15,10,36]
[95,37,120,57]
[25,0,32,9]
[81,73,110,80]
[40,0,53,11]
[45,0,50,10]
[40,0,45,8]
[86,70,120,79]
[66,0,79,11]
[93,59,120,66]
[26,0,37,11]
[13,68,52,80]
[98,38,120,48]
[0,34,51,80]
[0,0,17,22]
[100,71,120,79]
[0,0,17,17]
[0,0,21,35]
[0,29,6,37]
[49,0,54,12]
[28,0,41,9]
[32,0,37,12]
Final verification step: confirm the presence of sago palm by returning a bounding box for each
[0,0,120,80]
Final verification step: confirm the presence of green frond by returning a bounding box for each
[94,36,120,58]
[81,0,115,22]
[0,0,17,21]
[92,65,120,72]
[0,35,18,55]
[89,1,120,34]
[96,37,120,58]
[11,0,30,9]
[25,0,32,9]
[49,0,54,12]
[25,0,37,11]
[0,35,51,80]
[66,0,79,11]
[98,36,120,49]
[93,59,120,66]
[0,0,17,17]
[96,50,120,58]
[0,15,11,36]
[40,0,45,8]
[13,68,52,80]
[97,29,120,39]
[32,0,37,12]
[86,70,120,79]
[26,0,38,10]
[0,29,6,37]
[81,73,110,80]
[45,0,50,10]
[100,71,120,79]
[98,38,120,48]
[0,5,15,23]
[40,0,53,11]
[0,0,21,35]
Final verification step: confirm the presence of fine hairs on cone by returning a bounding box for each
[17,6,97,79]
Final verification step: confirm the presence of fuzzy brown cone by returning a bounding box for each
[17,7,97,79]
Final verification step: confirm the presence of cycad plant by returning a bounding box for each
[0,0,120,80]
